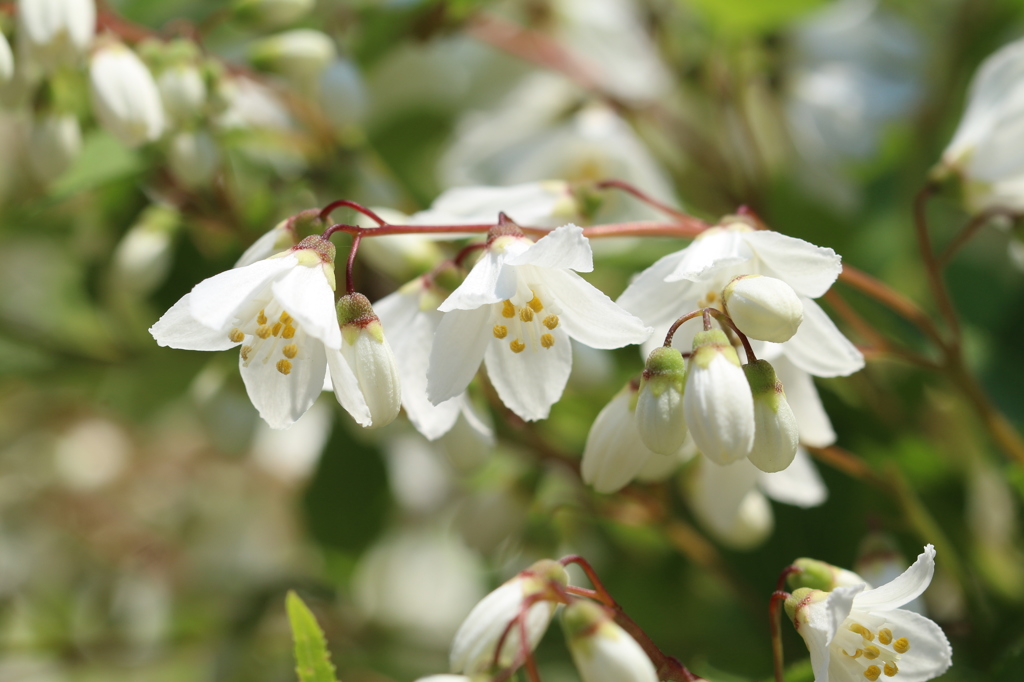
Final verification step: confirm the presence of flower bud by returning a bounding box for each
[28,112,81,182]
[157,63,207,125]
[110,203,181,294]
[333,293,401,429]
[249,29,336,82]
[561,600,658,682]
[683,329,755,465]
[0,31,13,83]
[635,347,688,456]
[232,0,315,28]
[17,0,96,71]
[450,559,569,674]
[168,129,220,189]
[319,58,368,135]
[89,43,166,147]
[787,558,867,593]
[234,212,315,268]
[581,382,654,493]
[743,359,799,473]
[722,274,803,343]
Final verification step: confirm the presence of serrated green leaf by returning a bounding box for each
[286,591,340,682]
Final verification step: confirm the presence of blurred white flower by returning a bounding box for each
[110,203,180,295]
[168,129,220,189]
[157,63,207,126]
[250,399,332,482]
[28,112,81,182]
[17,0,95,71]
[249,29,336,83]
[89,43,166,147]
[215,76,294,131]
[412,181,579,228]
[53,418,131,491]
[319,58,369,134]
[0,31,13,83]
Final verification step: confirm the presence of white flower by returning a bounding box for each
[157,63,207,125]
[561,600,658,682]
[249,29,336,81]
[319,59,369,133]
[785,545,952,682]
[937,37,1024,212]
[427,224,651,421]
[583,382,663,493]
[168,130,220,189]
[412,181,580,228]
[150,235,350,429]
[110,203,179,295]
[89,43,166,147]
[28,112,81,182]
[744,359,799,473]
[0,31,13,83]
[450,559,568,674]
[17,0,95,70]
[331,293,401,429]
[723,274,804,343]
[635,347,688,456]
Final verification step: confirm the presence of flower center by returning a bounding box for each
[696,289,720,310]
[833,618,911,679]
[492,289,560,354]
[230,307,302,375]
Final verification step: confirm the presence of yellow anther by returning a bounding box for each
[541,333,555,348]
[282,324,296,339]
[883,663,898,677]
[240,345,252,361]
[493,325,508,339]
[877,629,893,645]
[229,328,245,343]
[844,649,863,659]
[279,311,292,324]
[502,300,516,318]
[283,344,298,359]
[527,295,544,312]
[276,359,292,375]
[864,665,881,681]
[850,624,874,641]
[256,325,272,339]
[510,339,526,353]
[519,306,535,322]
[257,310,268,325]
[863,646,880,660]
[543,314,559,329]
[893,638,910,654]
[271,322,283,336]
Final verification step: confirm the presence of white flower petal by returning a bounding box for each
[343,331,402,428]
[325,347,372,427]
[806,585,863,681]
[240,336,327,429]
[270,263,341,348]
[772,356,836,447]
[757,447,827,508]
[439,249,519,312]
[663,229,751,282]
[853,545,936,612]
[484,326,572,421]
[683,353,755,465]
[868,608,952,682]
[582,387,655,493]
[783,297,864,378]
[188,256,295,331]
[428,307,493,405]
[616,250,695,328]
[742,231,842,298]
[689,457,760,529]
[150,294,238,351]
[540,268,651,349]
[506,223,593,272]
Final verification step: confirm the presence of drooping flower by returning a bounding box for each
[331,293,402,429]
[634,346,688,456]
[723,274,804,343]
[17,0,96,71]
[248,28,336,82]
[0,31,13,83]
[89,43,166,147]
[150,235,357,429]
[561,600,658,682]
[28,112,82,182]
[784,545,952,682]
[428,223,651,421]
[744,359,800,473]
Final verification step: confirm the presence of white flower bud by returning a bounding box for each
[722,274,803,343]
[318,58,369,134]
[0,31,14,83]
[17,0,96,71]
[168,129,220,189]
[683,329,755,465]
[28,112,81,182]
[743,359,799,473]
[561,600,658,682]
[635,347,688,456]
[333,293,402,429]
[89,44,166,147]
[249,29,336,81]
[581,382,654,494]
[232,0,315,28]
[450,559,568,674]
[110,203,180,294]
[157,64,207,125]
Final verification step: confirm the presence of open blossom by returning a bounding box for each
[428,224,651,421]
[785,545,952,682]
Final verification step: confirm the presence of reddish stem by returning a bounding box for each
[663,310,705,347]
[454,242,488,268]
[345,233,361,295]
[319,199,387,226]
[559,555,618,607]
[769,590,791,682]
[706,308,756,363]
[837,265,945,350]
[913,184,961,344]
[938,207,1019,267]
[596,179,692,222]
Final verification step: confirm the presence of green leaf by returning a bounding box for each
[682,0,827,36]
[286,591,340,682]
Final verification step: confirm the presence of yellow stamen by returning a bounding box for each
[282,324,296,339]
[229,328,245,343]
[271,322,283,336]
[864,666,881,681]
[845,650,863,659]
[280,311,292,324]
[276,359,292,375]
[257,310,267,325]
[510,339,525,353]
[502,300,516,318]
[863,646,880,660]
[527,295,543,312]
[893,638,910,654]
[541,333,555,348]
[240,345,252,361]
[543,314,559,329]
[283,344,298,359]
[256,325,272,339]
[519,307,535,322]
[883,663,898,677]
[493,325,508,339]
[706,291,718,302]
[877,629,892,645]
[850,624,874,641]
